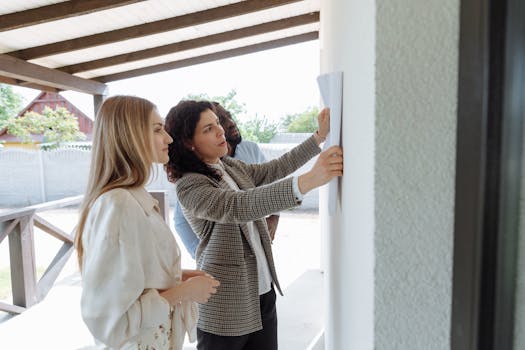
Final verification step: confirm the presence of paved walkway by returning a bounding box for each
[0,208,323,349]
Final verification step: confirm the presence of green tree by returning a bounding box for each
[183,89,278,143]
[281,106,319,133]
[185,90,246,121]
[240,114,278,143]
[0,84,23,128]
[3,106,85,148]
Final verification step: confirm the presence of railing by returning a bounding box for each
[0,191,168,315]
[0,195,82,314]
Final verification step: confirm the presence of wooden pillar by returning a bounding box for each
[93,94,106,116]
[8,212,37,308]
[149,190,169,224]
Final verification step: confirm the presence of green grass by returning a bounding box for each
[0,266,47,301]
[0,267,11,301]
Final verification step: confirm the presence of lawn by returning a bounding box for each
[0,267,46,301]
[0,267,11,301]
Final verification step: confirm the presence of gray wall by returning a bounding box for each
[320,0,458,349]
[375,0,458,349]
[0,144,319,210]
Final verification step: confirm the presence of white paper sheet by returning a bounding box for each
[317,71,343,215]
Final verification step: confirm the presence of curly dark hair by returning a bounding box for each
[164,100,222,183]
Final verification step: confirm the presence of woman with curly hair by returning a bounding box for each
[164,100,343,350]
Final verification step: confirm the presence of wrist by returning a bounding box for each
[298,172,314,195]
[315,130,327,143]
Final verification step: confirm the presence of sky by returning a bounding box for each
[12,41,321,125]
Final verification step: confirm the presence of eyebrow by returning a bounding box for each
[200,118,220,129]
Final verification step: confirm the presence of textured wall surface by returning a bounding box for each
[375,0,459,349]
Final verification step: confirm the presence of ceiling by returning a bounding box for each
[0,0,320,96]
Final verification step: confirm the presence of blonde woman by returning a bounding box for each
[75,95,219,350]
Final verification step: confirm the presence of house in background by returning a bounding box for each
[0,91,93,149]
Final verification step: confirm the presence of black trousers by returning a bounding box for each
[197,287,278,350]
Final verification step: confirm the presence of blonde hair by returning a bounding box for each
[75,95,156,270]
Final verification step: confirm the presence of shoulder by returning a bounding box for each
[90,188,143,219]
[238,140,261,150]
[94,188,135,208]
[176,172,217,191]
[235,141,266,163]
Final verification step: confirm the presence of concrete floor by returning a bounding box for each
[0,208,324,349]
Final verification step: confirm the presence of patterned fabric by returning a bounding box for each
[176,136,321,336]
[137,308,173,349]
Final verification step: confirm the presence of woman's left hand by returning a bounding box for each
[182,269,210,281]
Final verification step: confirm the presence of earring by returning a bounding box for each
[191,146,195,151]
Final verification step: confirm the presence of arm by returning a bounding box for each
[177,174,301,224]
[81,192,218,347]
[238,107,330,186]
[233,135,321,187]
[174,199,199,258]
[81,193,170,348]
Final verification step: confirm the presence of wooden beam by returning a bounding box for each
[96,31,319,82]
[8,0,302,60]
[0,54,108,95]
[59,12,320,74]
[33,215,74,243]
[0,301,25,315]
[149,191,169,224]
[0,218,19,244]
[0,0,146,32]
[0,75,61,92]
[36,243,74,301]
[9,216,37,308]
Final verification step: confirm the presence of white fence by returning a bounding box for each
[0,144,319,210]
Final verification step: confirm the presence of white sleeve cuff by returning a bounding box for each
[140,289,171,328]
[292,176,304,202]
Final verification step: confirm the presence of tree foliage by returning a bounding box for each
[281,106,319,133]
[0,84,23,127]
[3,106,85,147]
[240,115,278,143]
[183,89,277,143]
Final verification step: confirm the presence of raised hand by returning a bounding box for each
[297,145,343,194]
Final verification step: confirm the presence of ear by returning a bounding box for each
[183,140,195,151]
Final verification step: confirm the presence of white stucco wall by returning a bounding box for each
[321,0,458,349]
[320,0,376,349]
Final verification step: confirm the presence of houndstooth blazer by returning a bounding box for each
[175,135,321,337]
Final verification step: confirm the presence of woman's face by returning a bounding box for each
[191,108,228,164]
[151,109,173,164]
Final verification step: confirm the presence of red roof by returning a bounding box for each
[0,91,93,143]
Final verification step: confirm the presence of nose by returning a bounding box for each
[165,131,173,144]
